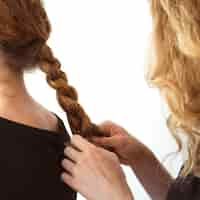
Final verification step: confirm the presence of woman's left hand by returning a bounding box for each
[61,135,133,200]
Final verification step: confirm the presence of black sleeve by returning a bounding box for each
[166,174,200,200]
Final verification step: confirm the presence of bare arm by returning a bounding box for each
[92,121,174,200]
[129,143,173,200]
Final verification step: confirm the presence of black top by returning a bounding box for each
[166,167,200,200]
[0,112,77,200]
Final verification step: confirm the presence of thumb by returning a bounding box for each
[98,120,116,136]
[92,136,118,149]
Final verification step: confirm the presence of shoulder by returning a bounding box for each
[166,166,200,200]
[32,102,61,133]
[43,110,68,134]
[38,108,59,131]
[31,100,69,134]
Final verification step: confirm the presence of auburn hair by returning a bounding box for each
[0,0,107,142]
[146,0,200,176]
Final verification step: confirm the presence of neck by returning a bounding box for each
[0,66,33,106]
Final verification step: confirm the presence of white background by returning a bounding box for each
[25,1,183,199]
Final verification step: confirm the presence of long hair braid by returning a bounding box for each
[37,43,108,140]
[0,0,109,143]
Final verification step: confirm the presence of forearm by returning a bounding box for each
[129,145,173,200]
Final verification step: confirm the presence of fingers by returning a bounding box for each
[100,121,129,138]
[64,135,97,162]
[61,159,76,176]
[99,121,114,135]
[64,145,81,163]
[60,172,77,191]
[61,135,97,193]
[92,136,117,149]
[99,120,125,137]
[70,134,93,152]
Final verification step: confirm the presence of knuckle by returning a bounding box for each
[64,146,68,154]
[74,134,81,139]
[84,147,94,159]
[73,165,79,175]
[64,147,69,156]
[71,135,79,142]
[110,151,118,160]
[85,147,92,156]
[61,159,69,170]
[87,144,96,155]
[93,146,101,154]
[78,154,87,164]
[89,142,95,150]
[64,146,72,156]
[103,120,114,126]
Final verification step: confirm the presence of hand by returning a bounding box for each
[92,120,147,165]
[92,121,173,200]
[61,135,133,200]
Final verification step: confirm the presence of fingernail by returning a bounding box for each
[61,159,64,166]
[60,173,65,181]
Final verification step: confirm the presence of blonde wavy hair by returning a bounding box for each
[146,0,200,177]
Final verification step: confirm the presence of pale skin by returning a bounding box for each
[0,53,133,200]
[92,121,174,200]
[61,134,134,200]
[0,51,60,134]
[61,121,174,200]
[0,51,173,199]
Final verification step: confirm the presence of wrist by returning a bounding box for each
[128,138,154,169]
[125,135,148,166]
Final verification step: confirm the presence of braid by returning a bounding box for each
[37,43,108,141]
[0,0,108,142]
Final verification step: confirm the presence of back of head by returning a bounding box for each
[147,0,200,176]
[0,0,106,140]
[0,0,50,72]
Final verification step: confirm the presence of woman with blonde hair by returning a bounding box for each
[61,0,200,199]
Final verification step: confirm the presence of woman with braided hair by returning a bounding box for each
[0,0,133,200]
